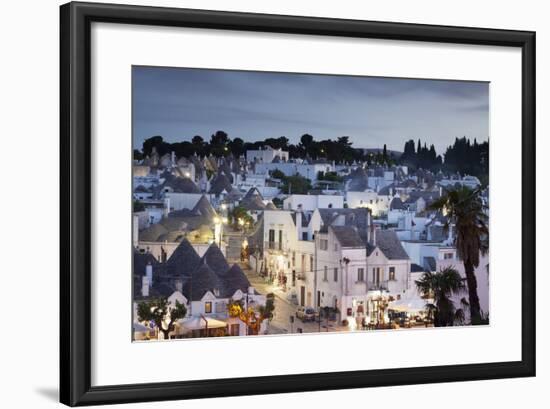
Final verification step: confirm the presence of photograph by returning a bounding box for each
[131,66,490,340]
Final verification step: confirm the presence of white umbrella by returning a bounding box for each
[179,317,228,331]
[133,322,151,333]
[389,297,427,313]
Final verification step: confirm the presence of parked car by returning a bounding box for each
[296,306,317,322]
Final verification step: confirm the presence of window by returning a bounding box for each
[205,302,212,314]
[320,239,328,250]
[389,267,396,281]
[444,252,454,260]
[323,266,328,281]
[333,242,338,251]
[292,251,296,266]
[302,232,308,240]
[268,229,275,243]
[310,255,314,271]
[215,301,226,313]
[333,267,338,282]
[357,268,365,282]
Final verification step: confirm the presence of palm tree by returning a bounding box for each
[429,186,488,324]
[415,267,466,327]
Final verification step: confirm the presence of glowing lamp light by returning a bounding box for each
[213,216,221,225]
[221,203,227,210]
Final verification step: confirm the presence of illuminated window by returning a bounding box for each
[205,302,212,314]
[389,267,396,281]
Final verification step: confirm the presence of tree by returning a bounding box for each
[133,200,145,212]
[227,296,275,335]
[300,133,314,148]
[415,267,466,327]
[142,135,171,157]
[429,187,489,324]
[191,135,206,156]
[282,174,312,194]
[230,206,254,228]
[133,149,144,161]
[269,169,286,180]
[317,171,343,183]
[137,298,187,340]
[210,130,230,156]
[228,137,245,157]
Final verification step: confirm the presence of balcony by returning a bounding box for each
[264,241,287,253]
[368,280,390,292]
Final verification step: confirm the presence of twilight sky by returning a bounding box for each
[132,66,489,154]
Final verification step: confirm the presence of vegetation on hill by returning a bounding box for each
[136,133,489,182]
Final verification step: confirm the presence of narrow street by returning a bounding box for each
[240,262,348,335]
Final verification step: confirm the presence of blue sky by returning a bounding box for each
[132,66,489,154]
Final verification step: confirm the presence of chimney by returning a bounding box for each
[296,205,303,240]
[175,279,183,293]
[146,262,153,284]
[141,276,150,297]
[370,221,377,246]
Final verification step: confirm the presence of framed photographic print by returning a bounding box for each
[60,1,536,406]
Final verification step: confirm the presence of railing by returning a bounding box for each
[264,241,286,252]
[368,280,390,292]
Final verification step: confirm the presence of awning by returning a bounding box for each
[178,316,228,331]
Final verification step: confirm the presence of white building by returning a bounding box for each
[400,240,489,318]
[345,191,392,216]
[254,162,333,183]
[315,225,411,324]
[246,146,289,164]
[283,194,344,211]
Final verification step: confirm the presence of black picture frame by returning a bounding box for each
[60,1,536,406]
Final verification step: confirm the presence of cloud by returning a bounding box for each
[132,66,489,154]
